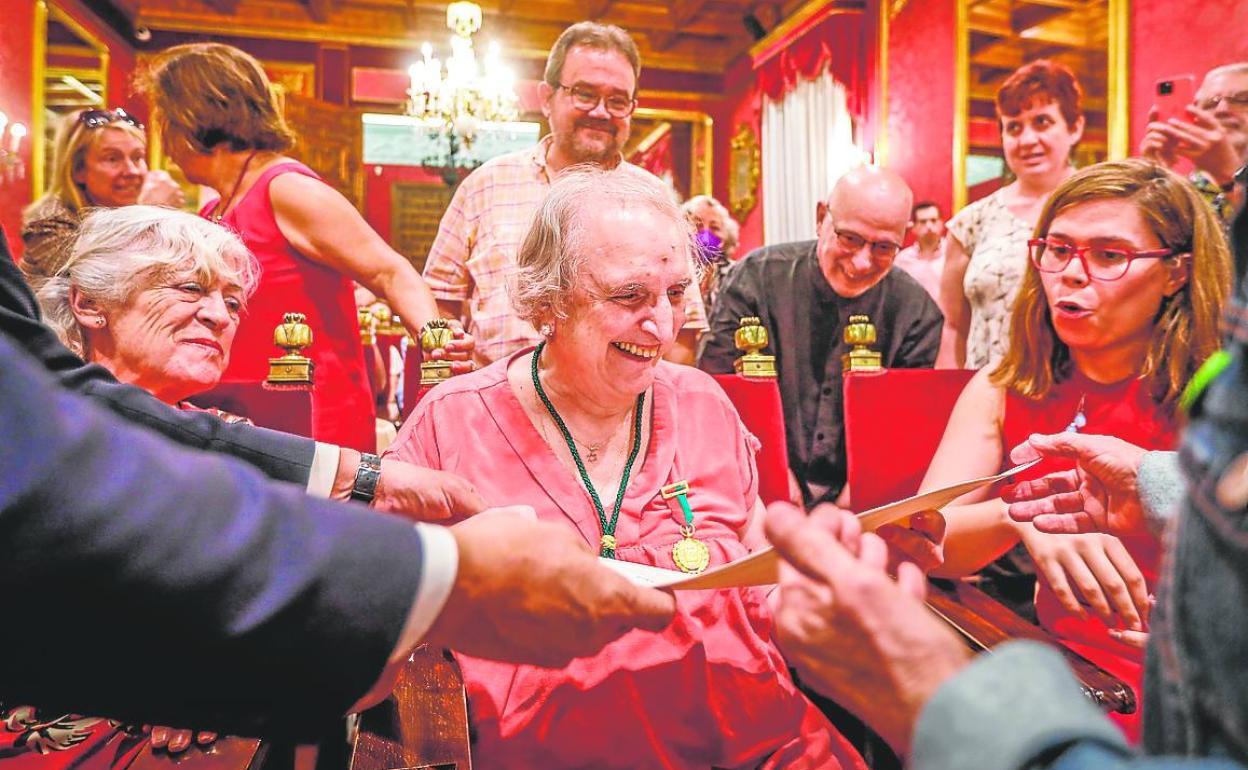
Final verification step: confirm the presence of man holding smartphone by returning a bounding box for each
[1142,62,1248,225]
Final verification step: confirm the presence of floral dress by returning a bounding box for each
[946,189,1035,370]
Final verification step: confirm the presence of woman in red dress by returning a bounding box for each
[923,159,1232,742]
[137,43,471,451]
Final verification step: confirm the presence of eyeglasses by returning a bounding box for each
[1027,238,1175,281]
[554,83,636,118]
[1196,90,1248,112]
[78,108,144,130]
[833,228,902,260]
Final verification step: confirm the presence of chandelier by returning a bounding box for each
[407,1,518,154]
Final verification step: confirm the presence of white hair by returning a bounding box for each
[511,165,699,325]
[35,205,260,356]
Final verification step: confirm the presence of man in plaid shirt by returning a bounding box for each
[423,21,707,366]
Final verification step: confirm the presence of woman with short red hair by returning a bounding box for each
[938,59,1087,370]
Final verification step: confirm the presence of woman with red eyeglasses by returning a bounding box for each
[21,108,184,278]
[919,159,1231,742]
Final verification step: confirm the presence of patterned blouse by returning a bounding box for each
[946,189,1035,370]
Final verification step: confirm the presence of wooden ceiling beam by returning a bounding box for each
[132,1,736,73]
[306,0,333,23]
[585,0,612,19]
[668,0,709,27]
[207,0,240,13]
[648,28,679,51]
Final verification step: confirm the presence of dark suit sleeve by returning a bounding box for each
[0,231,315,485]
[892,280,944,369]
[697,258,762,374]
[0,330,425,739]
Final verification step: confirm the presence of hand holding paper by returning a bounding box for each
[605,459,1041,590]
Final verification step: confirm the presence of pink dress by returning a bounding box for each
[202,161,374,451]
[1003,371,1178,743]
[386,351,864,770]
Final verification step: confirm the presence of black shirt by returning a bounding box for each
[697,240,943,505]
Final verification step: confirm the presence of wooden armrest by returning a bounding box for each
[350,646,472,770]
[926,578,1136,715]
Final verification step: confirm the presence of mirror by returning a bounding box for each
[32,0,110,196]
[955,0,1128,209]
[728,122,761,222]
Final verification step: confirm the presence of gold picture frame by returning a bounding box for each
[728,123,761,222]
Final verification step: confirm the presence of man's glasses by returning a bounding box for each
[833,228,901,260]
[78,108,143,130]
[554,84,636,118]
[1027,238,1176,281]
[1195,90,1248,112]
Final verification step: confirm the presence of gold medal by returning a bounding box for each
[672,526,710,574]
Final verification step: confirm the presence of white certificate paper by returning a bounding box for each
[603,458,1041,591]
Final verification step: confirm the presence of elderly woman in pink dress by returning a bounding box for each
[386,167,881,769]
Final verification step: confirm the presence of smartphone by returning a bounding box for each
[1154,75,1195,123]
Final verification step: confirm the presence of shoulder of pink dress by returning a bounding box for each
[413,355,512,409]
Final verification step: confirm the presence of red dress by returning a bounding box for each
[386,353,865,770]
[202,161,374,451]
[1003,371,1178,743]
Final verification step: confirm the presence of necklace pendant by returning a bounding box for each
[672,525,710,574]
[600,534,618,556]
[586,446,599,463]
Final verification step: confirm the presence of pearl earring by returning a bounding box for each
[539,323,554,339]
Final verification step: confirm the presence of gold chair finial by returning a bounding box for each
[733,316,777,379]
[419,319,455,387]
[842,314,882,372]
[268,312,315,387]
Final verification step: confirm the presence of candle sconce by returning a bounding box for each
[0,112,27,184]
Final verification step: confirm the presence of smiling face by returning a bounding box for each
[547,204,691,407]
[1000,100,1084,184]
[540,45,635,166]
[1040,198,1188,361]
[816,174,910,298]
[75,126,148,208]
[81,262,245,403]
[1196,67,1248,159]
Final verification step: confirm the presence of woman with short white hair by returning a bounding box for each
[34,205,258,405]
[386,166,911,768]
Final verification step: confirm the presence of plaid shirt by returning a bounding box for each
[423,135,707,365]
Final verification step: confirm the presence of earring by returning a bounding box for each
[96,318,106,327]
[539,323,554,339]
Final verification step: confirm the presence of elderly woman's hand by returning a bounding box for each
[148,726,217,753]
[876,510,946,574]
[1015,523,1150,634]
[138,170,186,208]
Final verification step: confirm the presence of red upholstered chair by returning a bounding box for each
[190,384,313,438]
[711,374,792,505]
[841,367,1134,715]
[842,368,972,511]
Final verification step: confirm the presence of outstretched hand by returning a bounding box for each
[374,459,488,523]
[766,502,970,755]
[1003,433,1148,537]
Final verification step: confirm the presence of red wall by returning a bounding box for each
[714,53,764,255]
[883,0,956,218]
[0,0,35,257]
[1129,0,1248,153]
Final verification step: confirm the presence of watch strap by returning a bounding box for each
[350,452,383,503]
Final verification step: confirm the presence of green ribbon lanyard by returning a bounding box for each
[660,479,695,532]
[531,341,645,559]
[1182,349,1232,414]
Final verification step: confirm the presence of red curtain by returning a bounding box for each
[753,13,868,118]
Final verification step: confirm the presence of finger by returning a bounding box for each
[1019,433,1098,464]
[908,510,946,544]
[1057,549,1115,624]
[1101,541,1150,628]
[877,526,941,572]
[895,560,928,600]
[1001,470,1080,503]
[619,584,678,633]
[196,732,218,746]
[1007,438,1043,465]
[1033,549,1086,619]
[1147,106,1159,122]
[447,479,488,516]
[810,503,862,554]
[1029,512,1099,535]
[1108,628,1149,648]
[858,531,891,573]
[167,730,192,753]
[150,727,169,748]
[1183,105,1219,129]
[1007,488,1092,524]
[766,502,844,583]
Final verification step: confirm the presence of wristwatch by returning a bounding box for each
[350,452,383,504]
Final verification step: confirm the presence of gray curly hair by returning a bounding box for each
[510,165,698,326]
[34,205,260,356]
